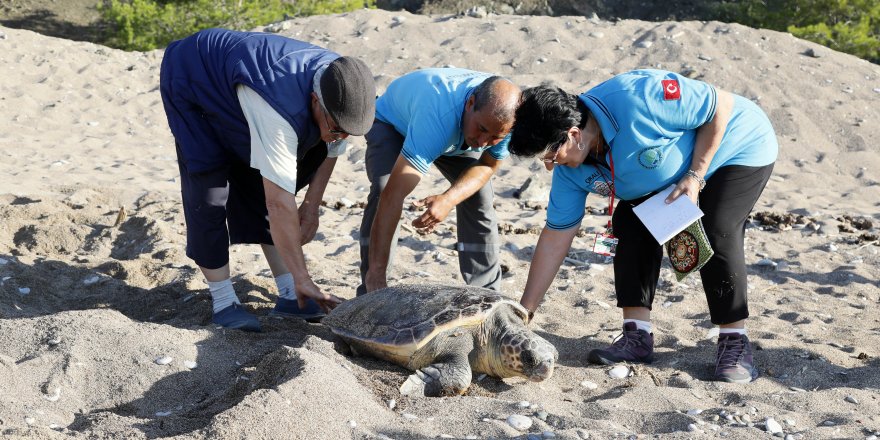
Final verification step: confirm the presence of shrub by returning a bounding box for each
[99,0,375,51]
[715,0,880,63]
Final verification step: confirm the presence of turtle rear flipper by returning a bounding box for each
[400,354,472,397]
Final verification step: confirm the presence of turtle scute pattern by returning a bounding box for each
[325,285,506,347]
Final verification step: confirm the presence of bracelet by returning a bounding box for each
[685,169,706,191]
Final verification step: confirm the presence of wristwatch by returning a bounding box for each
[685,169,706,191]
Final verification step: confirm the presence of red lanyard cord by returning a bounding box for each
[606,149,615,230]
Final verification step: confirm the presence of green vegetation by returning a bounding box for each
[98,0,375,51]
[716,0,880,63]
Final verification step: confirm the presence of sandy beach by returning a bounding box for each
[1,9,879,439]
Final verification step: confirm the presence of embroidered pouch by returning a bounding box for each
[665,219,714,281]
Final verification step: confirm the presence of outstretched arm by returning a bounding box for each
[520,226,579,316]
[365,155,422,292]
[667,88,734,204]
[263,177,342,310]
[412,152,502,232]
[298,156,338,244]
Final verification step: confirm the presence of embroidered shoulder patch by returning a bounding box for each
[662,79,681,100]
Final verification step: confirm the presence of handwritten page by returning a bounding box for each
[632,185,704,245]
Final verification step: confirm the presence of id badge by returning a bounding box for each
[592,232,618,257]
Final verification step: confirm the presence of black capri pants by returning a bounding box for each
[176,143,327,269]
[611,163,774,325]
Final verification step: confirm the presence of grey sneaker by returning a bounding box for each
[714,333,759,384]
[588,322,654,365]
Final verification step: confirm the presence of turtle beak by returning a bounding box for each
[528,359,554,382]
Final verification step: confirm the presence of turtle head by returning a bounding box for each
[491,306,558,381]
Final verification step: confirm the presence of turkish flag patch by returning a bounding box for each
[662,79,681,100]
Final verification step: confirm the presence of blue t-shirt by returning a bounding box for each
[546,69,778,230]
[375,68,510,174]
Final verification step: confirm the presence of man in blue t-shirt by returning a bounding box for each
[357,68,520,295]
[508,70,777,384]
[160,29,376,331]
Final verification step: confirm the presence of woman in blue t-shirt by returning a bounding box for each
[509,70,777,384]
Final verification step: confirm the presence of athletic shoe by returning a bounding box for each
[588,322,654,365]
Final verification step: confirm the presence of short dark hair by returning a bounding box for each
[509,85,588,157]
[472,76,518,123]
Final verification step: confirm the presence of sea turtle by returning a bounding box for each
[323,284,558,397]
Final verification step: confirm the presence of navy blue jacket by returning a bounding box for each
[160,28,339,173]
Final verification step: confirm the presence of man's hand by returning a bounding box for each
[295,277,343,312]
[298,201,320,245]
[364,269,388,293]
[411,194,453,233]
[666,175,700,205]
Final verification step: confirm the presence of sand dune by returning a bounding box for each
[1,10,879,439]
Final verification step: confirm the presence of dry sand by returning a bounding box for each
[1,9,879,440]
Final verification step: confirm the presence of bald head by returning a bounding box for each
[472,76,521,124]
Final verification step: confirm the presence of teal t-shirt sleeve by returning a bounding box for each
[487,134,511,160]
[546,167,588,230]
[400,112,449,175]
[646,73,717,131]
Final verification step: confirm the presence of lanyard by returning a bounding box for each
[606,149,616,231]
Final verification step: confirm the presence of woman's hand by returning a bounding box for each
[666,174,701,205]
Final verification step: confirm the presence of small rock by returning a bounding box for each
[83,275,101,285]
[155,356,173,365]
[580,380,598,390]
[536,410,548,421]
[507,414,532,431]
[0,258,8,265]
[348,420,357,428]
[402,413,418,420]
[608,365,629,379]
[803,48,822,58]
[543,431,556,438]
[47,337,61,346]
[183,360,197,369]
[756,258,777,268]
[466,6,487,18]
[688,423,701,432]
[844,395,858,404]
[789,386,807,393]
[662,301,673,308]
[388,399,396,410]
[822,420,835,426]
[24,416,35,425]
[155,411,172,417]
[765,417,783,434]
[866,435,877,440]
[636,40,653,48]
[517,400,531,409]
[576,429,590,439]
[43,388,61,402]
[589,32,604,38]
[338,198,355,208]
[18,287,30,295]
[687,409,703,415]
[784,419,795,426]
[698,54,713,61]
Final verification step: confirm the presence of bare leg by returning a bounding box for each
[261,244,290,277]
[200,264,230,283]
[622,306,651,321]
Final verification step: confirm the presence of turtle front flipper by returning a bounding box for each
[399,354,473,397]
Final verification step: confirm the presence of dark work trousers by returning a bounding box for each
[612,163,774,325]
[176,142,327,269]
[356,120,502,295]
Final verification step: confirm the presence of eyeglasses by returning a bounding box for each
[541,134,570,164]
[321,106,349,146]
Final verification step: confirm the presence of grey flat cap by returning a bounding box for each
[320,56,376,136]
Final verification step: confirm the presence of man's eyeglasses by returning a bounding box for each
[321,106,349,145]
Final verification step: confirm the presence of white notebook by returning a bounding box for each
[632,185,704,245]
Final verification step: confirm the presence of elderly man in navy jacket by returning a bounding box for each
[160,28,376,331]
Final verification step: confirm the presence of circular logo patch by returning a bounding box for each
[669,231,699,273]
[638,147,663,169]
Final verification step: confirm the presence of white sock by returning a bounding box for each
[719,327,747,335]
[624,319,652,333]
[275,273,297,301]
[207,279,239,313]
